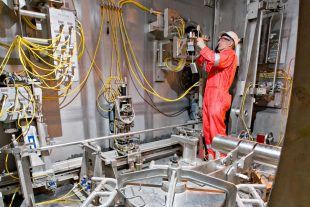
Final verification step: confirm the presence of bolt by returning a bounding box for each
[170,154,179,164]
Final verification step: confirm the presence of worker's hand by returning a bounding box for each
[197,37,207,49]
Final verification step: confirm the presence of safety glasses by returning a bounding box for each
[218,36,232,42]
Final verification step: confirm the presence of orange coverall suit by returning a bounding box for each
[197,47,237,159]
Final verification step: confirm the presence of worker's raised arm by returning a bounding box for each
[199,47,236,73]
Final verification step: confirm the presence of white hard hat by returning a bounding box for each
[221,31,239,48]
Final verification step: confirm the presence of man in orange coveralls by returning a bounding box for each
[196,31,239,159]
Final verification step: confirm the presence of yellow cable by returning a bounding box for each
[16,35,75,91]
[109,8,122,79]
[164,57,186,72]
[0,39,18,75]
[6,86,35,114]
[106,9,121,92]
[118,10,156,92]
[96,7,123,112]
[277,58,294,146]
[35,184,83,205]
[0,40,10,49]
[118,0,162,15]
[19,53,70,82]
[19,33,63,51]
[35,189,76,205]
[18,42,73,89]
[49,7,105,97]
[11,87,20,113]
[22,16,38,30]
[240,83,254,140]
[19,36,72,70]
[0,95,7,117]
[117,10,199,102]
[5,154,19,179]
[76,20,85,59]
[9,188,19,207]
[16,86,36,128]
[20,44,69,70]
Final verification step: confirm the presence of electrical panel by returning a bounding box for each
[0,87,42,122]
[48,7,79,82]
[173,36,188,59]
[149,8,200,81]
[255,70,286,108]
[266,12,283,64]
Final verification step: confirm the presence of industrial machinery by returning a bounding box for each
[113,82,137,155]
[0,0,299,206]
[33,130,280,207]
[149,8,201,81]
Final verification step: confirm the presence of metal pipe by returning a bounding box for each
[237,184,266,207]
[17,3,24,37]
[237,184,266,190]
[19,9,47,19]
[237,139,256,155]
[36,122,200,151]
[237,184,265,201]
[81,177,117,207]
[81,192,106,207]
[212,135,241,153]
[212,135,281,166]
[81,191,117,207]
[98,191,118,207]
[23,37,50,45]
[92,177,117,187]
[236,195,246,207]
[12,139,35,207]
[240,199,265,207]
[166,170,177,207]
[149,161,169,170]
[254,144,281,166]
[0,192,4,207]
[265,13,274,64]
[271,11,284,95]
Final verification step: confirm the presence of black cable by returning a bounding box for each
[59,1,105,109]
[125,40,190,117]
[128,69,189,117]
[60,45,105,109]
[96,104,110,119]
[59,93,68,106]
[59,86,71,106]
[61,1,108,110]
[59,79,86,109]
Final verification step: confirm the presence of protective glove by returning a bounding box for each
[196,38,206,49]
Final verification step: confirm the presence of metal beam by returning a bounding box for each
[19,9,47,19]
[36,122,200,151]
